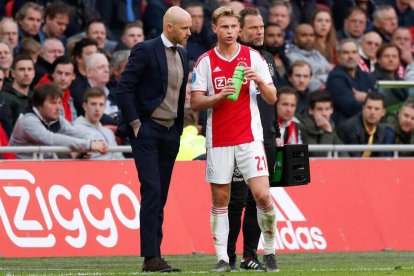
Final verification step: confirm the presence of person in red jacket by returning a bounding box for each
[36,55,76,122]
[0,122,16,159]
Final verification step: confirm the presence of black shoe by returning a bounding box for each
[211,259,231,272]
[142,257,181,273]
[240,256,265,270]
[229,255,237,271]
[263,254,280,272]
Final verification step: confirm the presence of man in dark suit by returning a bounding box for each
[115,6,192,273]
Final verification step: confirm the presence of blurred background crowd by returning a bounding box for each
[0,0,413,160]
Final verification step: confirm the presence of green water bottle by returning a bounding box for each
[227,66,245,101]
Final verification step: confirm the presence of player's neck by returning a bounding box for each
[216,42,239,60]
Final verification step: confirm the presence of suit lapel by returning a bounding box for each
[154,38,168,94]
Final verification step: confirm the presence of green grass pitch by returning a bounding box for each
[1,251,414,275]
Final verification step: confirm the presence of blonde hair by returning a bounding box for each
[212,6,240,25]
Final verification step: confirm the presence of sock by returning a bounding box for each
[257,202,276,255]
[210,206,229,263]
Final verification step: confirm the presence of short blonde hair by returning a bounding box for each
[212,6,240,25]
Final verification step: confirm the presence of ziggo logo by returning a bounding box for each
[0,170,140,248]
[214,76,248,90]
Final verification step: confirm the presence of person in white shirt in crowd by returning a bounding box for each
[74,87,124,159]
[9,83,108,159]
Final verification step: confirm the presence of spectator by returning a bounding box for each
[85,19,117,56]
[290,0,318,27]
[74,87,124,160]
[327,39,375,124]
[0,122,16,159]
[332,0,377,31]
[15,2,45,45]
[267,1,294,46]
[376,0,414,28]
[337,92,394,157]
[311,8,338,64]
[383,98,414,156]
[108,50,131,94]
[0,68,12,137]
[33,38,65,86]
[370,43,408,108]
[114,21,145,51]
[372,5,398,43]
[143,0,180,39]
[0,41,14,86]
[2,54,35,129]
[336,7,367,44]
[278,60,313,115]
[298,90,346,157]
[41,1,71,44]
[287,24,332,91]
[12,1,99,38]
[277,86,302,144]
[85,52,118,121]
[185,1,216,61]
[19,37,41,63]
[70,38,99,116]
[264,23,290,78]
[227,1,245,12]
[96,0,143,39]
[9,83,108,159]
[0,18,19,55]
[391,27,413,69]
[36,55,76,122]
[359,31,383,72]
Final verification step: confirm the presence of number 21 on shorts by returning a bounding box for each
[255,155,267,171]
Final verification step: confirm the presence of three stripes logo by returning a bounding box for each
[259,188,327,251]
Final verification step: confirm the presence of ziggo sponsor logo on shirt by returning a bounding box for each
[0,170,140,248]
[214,76,248,90]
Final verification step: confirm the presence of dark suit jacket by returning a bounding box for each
[326,65,376,124]
[115,36,189,136]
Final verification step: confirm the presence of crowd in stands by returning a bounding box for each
[0,0,414,160]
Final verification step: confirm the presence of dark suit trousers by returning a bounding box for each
[129,120,180,257]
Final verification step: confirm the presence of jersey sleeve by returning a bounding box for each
[251,51,273,86]
[191,56,210,92]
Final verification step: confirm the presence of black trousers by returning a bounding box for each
[227,146,276,259]
[129,120,180,257]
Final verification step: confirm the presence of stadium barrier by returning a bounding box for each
[1,144,414,159]
[0,159,413,258]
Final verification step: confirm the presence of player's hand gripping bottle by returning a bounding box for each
[227,65,245,101]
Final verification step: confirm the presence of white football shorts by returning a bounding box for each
[205,141,269,184]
